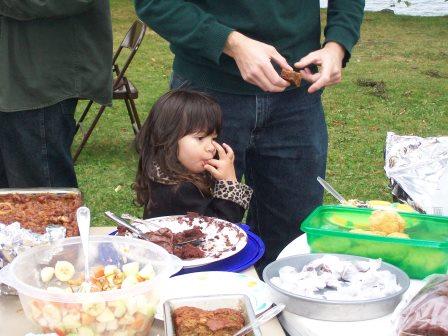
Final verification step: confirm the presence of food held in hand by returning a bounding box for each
[173,306,245,336]
[280,69,302,87]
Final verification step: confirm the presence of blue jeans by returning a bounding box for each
[171,74,328,270]
[0,99,78,188]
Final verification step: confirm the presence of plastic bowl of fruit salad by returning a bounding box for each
[0,235,182,336]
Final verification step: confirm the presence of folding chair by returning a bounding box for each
[73,20,147,162]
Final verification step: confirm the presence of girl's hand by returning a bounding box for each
[204,142,237,182]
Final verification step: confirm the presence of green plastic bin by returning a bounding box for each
[301,205,448,279]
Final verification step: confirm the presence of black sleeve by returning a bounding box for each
[143,181,252,224]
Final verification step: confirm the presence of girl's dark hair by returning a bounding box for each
[134,89,222,208]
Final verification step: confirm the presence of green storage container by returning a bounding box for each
[301,205,448,279]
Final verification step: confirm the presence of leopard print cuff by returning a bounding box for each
[213,180,253,209]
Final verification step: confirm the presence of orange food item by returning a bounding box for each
[281,69,302,87]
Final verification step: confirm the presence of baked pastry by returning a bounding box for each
[281,69,302,87]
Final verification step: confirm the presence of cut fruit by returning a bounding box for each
[96,308,115,323]
[54,260,75,282]
[121,274,138,288]
[137,263,155,280]
[122,262,140,277]
[42,303,62,323]
[82,301,106,317]
[78,326,95,336]
[40,267,55,283]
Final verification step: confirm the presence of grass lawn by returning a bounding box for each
[74,0,448,227]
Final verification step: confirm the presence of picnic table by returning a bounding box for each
[0,226,285,336]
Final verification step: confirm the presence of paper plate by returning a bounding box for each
[155,271,273,320]
[116,215,248,268]
[177,224,265,274]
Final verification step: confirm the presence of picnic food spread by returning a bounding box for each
[173,306,245,336]
[0,194,446,335]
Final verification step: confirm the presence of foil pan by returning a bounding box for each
[0,188,77,295]
[0,188,82,237]
[262,254,410,322]
[384,132,448,215]
[163,294,262,336]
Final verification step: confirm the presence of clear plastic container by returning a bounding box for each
[0,235,182,336]
[301,206,448,279]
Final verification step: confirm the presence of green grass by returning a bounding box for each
[74,0,448,226]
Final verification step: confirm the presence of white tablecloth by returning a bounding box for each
[0,227,285,336]
[275,235,425,336]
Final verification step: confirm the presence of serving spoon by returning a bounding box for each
[76,206,91,293]
[232,303,286,336]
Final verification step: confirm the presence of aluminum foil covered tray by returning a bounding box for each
[0,188,82,237]
[384,131,448,215]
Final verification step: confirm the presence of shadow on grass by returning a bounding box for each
[355,78,388,99]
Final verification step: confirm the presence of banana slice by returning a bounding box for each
[40,267,55,283]
[122,262,140,278]
[54,260,75,282]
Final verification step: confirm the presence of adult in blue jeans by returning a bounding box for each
[135,0,365,271]
[0,0,112,188]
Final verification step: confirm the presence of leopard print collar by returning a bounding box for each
[149,163,180,185]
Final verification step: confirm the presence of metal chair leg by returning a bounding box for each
[128,97,141,131]
[124,98,138,135]
[75,100,94,135]
[73,105,107,163]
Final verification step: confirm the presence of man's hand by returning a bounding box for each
[204,142,237,182]
[224,31,292,92]
[294,42,346,94]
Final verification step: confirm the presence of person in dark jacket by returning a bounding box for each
[134,89,252,223]
[135,0,365,271]
[0,0,112,188]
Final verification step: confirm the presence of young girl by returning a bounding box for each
[134,89,252,223]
